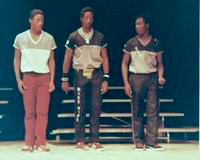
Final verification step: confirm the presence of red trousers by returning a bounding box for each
[23,73,50,146]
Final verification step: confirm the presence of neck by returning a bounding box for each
[30,28,42,35]
[138,31,150,40]
[81,26,92,33]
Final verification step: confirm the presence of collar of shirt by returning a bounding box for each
[78,27,94,44]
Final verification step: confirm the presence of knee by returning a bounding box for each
[25,112,35,120]
[133,117,143,122]
[146,111,159,119]
[91,98,102,110]
[37,112,48,117]
[146,106,159,117]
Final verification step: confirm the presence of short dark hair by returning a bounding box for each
[136,13,151,25]
[29,9,44,19]
[80,7,93,18]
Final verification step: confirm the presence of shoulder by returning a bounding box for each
[15,30,28,39]
[42,31,55,40]
[94,30,104,38]
[69,30,79,39]
[126,36,137,46]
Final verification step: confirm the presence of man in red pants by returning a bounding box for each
[13,9,56,152]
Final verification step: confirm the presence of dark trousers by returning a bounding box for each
[74,69,102,143]
[129,72,159,145]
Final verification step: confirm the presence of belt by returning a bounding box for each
[76,68,101,78]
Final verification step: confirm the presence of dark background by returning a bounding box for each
[0,0,198,140]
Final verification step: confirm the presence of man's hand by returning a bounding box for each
[62,81,70,93]
[124,82,132,98]
[158,77,166,85]
[17,80,27,95]
[101,81,109,94]
[49,81,55,92]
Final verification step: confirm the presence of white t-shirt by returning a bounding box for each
[13,30,57,73]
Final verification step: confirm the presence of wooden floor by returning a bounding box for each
[0,141,198,160]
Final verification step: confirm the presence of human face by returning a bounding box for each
[135,17,149,36]
[29,14,44,33]
[81,11,93,29]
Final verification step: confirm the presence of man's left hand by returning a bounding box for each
[49,81,55,92]
[158,77,166,85]
[101,81,109,94]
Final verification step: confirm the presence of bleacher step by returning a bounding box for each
[57,112,184,118]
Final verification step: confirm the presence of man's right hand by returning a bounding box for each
[62,81,70,93]
[17,80,26,95]
[124,82,132,98]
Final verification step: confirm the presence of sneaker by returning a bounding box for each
[35,145,50,152]
[21,145,34,152]
[135,143,145,151]
[75,142,85,151]
[145,144,163,151]
[89,142,104,151]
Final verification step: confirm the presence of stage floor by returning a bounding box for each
[0,141,198,160]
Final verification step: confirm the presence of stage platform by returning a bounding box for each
[0,141,198,160]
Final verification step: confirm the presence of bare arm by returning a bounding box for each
[121,52,132,97]
[48,50,55,83]
[121,52,130,85]
[100,47,109,94]
[157,53,166,85]
[13,48,21,83]
[13,48,26,94]
[48,50,56,92]
[63,48,73,75]
[61,48,73,93]
[100,47,109,74]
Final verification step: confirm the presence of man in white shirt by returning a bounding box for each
[13,9,56,152]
